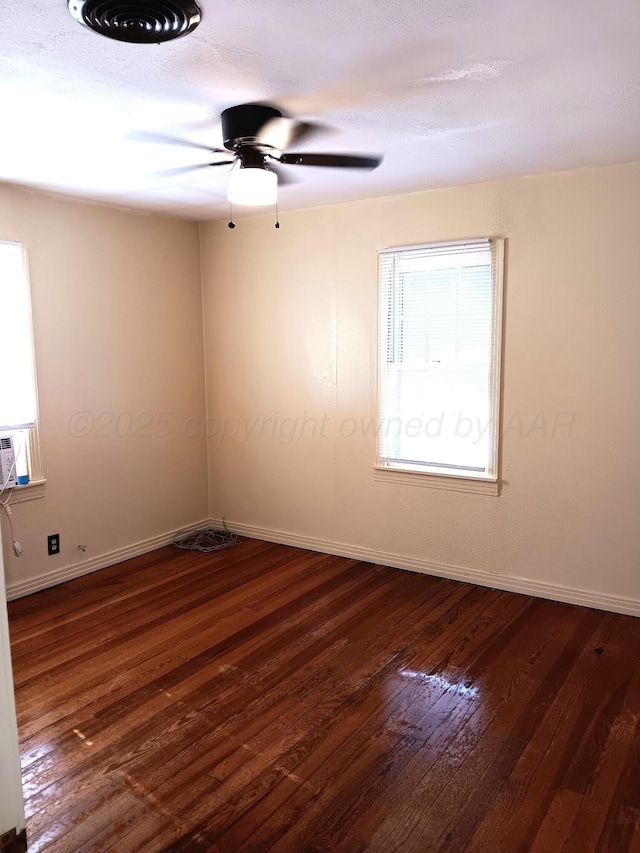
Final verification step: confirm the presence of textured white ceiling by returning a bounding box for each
[1,0,639,220]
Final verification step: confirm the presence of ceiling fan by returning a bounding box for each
[139,102,383,208]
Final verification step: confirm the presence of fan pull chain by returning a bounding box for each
[275,199,280,229]
[228,200,236,229]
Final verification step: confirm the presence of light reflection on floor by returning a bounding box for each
[398,668,481,700]
[378,664,488,768]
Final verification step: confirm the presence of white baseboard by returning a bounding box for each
[6,519,210,601]
[210,517,640,618]
[8,515,639,618]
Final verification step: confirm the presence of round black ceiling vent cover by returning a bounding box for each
[68,0,201,43]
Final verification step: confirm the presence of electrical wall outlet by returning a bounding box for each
[47,534,60,556]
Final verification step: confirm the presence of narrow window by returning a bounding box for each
[377,238,504,482]
[0,241,42,486]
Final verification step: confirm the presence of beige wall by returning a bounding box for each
[200,161,640,608]
[0,186,209,594]
[3,163,639,609]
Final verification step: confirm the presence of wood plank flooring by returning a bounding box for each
[7,538,640,852]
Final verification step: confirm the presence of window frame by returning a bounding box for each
[375,237,505,495]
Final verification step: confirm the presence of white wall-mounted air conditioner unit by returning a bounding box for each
[1,435,16,489]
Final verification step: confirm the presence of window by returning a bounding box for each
[0,241,42,491]
[377,238,504,487]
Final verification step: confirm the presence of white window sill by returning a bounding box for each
[4,479,46,503]
[373,466,500,496]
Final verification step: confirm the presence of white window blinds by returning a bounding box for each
[378,238,503,479]
[0,242,38,430]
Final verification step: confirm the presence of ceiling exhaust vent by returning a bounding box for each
[68,0,201,43]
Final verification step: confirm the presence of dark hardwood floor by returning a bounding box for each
[7,538,640,852]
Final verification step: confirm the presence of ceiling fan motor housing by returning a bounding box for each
[221,104,283,150]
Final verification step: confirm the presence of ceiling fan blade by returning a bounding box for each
[287,120,326,146]
[131,130,226,154]
[154,161,234,178]
[258,117,326,150]
[279,152,382,169]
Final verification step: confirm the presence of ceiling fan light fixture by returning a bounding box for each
[228,168,277,207]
